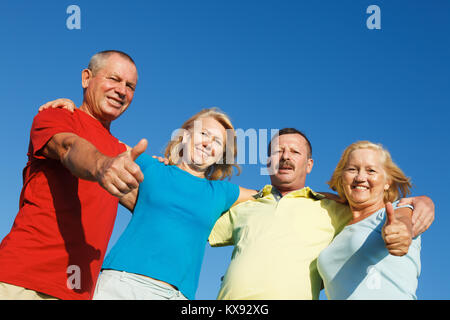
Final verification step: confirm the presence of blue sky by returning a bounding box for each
[0,0,448,299]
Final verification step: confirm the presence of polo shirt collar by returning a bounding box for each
[254,185,326,201]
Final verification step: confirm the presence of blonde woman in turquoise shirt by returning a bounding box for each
[94,108,257,300]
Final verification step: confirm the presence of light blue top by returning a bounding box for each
[317,201,421,300]
[102,154,240,300]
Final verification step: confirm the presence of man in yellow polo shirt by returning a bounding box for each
[208,128,434,300]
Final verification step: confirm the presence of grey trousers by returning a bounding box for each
[93,269,187,300]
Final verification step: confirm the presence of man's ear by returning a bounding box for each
[306,158,314,174]
[81,69,93,89]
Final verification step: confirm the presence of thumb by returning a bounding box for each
[130,138,148,161]
[385,202,396,225]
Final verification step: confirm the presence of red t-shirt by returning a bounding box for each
[0,108,127,300]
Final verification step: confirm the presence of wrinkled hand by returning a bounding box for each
[382,202,412,256]
[398,196,435,237]
[39,98,77,113]
[152,155,169,165]
[96,139,147,197]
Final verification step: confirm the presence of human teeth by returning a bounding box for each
[354,186,368,190]
[108,97,123,106]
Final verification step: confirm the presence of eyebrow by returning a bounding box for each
[276,145,301,151]
[204,128,223,142]
[110,73,137,88]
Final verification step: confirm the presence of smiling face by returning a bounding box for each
[341,148,391,210]
[182,116,227,171]
[81,53,138,127]
[268,133,314,193]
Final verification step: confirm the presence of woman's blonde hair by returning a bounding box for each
[164,108,241,181]
[327,141,412,203]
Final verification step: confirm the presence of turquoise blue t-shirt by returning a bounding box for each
[102,154,240,299]
[317,201,421,300]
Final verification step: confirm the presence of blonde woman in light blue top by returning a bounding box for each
[317,141,421,300]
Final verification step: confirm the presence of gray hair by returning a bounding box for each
[87,50,136,75]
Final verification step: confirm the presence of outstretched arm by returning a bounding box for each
[38,98,146,200]
[232,187,259,207]
[151,155,258,207]
[40,132,147,198]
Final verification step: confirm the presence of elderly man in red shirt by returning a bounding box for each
[0,50,147,300]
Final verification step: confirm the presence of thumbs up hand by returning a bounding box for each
[382,202,413,256]
[96,139,148,198]
[129,139,148,161]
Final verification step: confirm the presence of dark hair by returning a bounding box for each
[87,50,136,75]
[268,128,312,158]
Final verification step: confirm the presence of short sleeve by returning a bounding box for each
[386,201,414,232]
[218,181,240,213]
[377,201,414,224]
[393,200,414,211]
[369,201,414,234]
[30,109,78,159]
[208,209,234,247]
[135,153,161,173]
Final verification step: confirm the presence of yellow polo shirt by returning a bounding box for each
[208,185,352,300]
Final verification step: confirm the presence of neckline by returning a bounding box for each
[260,185,323,200]
[345,206,385,227]
[76,109,111,133]
[170,163,209,182]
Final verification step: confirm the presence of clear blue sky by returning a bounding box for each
[0,0,448,300]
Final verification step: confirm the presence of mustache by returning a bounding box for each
[278,160,295,170]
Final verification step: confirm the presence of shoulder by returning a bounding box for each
[135,153,162,171]
[211,178,235,188]
[319,198,352,225]
[29,109,81,151]
[319,198,350,213]
[211,179,235,188]
[211,180,241,199]
[33,108,76,126]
